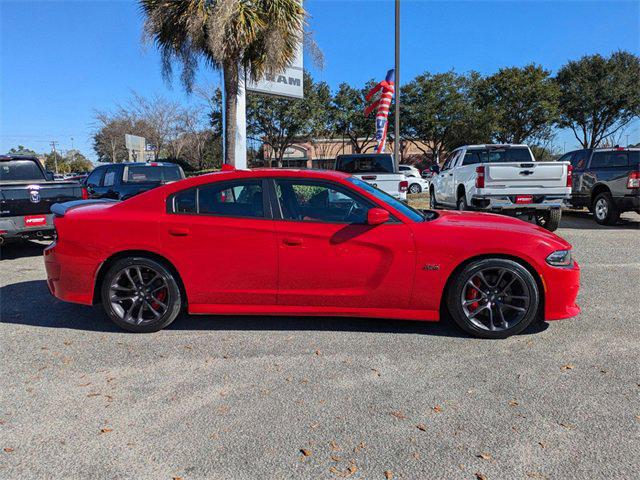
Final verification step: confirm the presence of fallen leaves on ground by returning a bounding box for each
[432,405,442,413]
[477,452,492,461]
[559,422,576,430]
[371,368,381,376]
[329,440,341,451]
[390,411,407,420]
[353,442,365,453]
[384,470,393,479]
[416,423,427,431]
[538,441,547,448]
[329,465,358,477]
[475,472,487,480]
[508,400,519,407]
[412,452,420,460]
[4,447,14,453]
[99,427,113,434]
[330,455,342,462]
[300,448,312,457]
[560,364,575,371]
[315,349,321,356]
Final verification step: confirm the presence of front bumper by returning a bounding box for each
[0,214,55,241]
[471,195,568,210]
[541,260,581,321]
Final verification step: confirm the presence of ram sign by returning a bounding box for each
[246,41,303,99]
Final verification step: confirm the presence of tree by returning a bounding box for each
[93,113,136,162]
[246,72,315,167]
[7,145,38,156]
[477,64,558,144]
[308,80,336,160]
[333,81,377,153]
[140,0,309,166]
[556,51,640,148]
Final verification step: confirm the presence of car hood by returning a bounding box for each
[423,210,572,250]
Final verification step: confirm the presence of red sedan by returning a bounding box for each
[44,169,580,339]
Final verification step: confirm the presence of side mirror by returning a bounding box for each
[367,208,390,226]
[45,171,54,181]
[430,164,440,174]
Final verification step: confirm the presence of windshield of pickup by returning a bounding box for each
[0,160,45,181]
[336,155,395,173]
[125,165,183,183]
[464,147,533,165]
[348,177,428,222]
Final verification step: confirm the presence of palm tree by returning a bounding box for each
[140,0,306,166]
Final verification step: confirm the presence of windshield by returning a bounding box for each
[348,177,425,222]
[467,147,533,164]
[336,155,395,174]
[0,160,45,181]
[125,165,183,183]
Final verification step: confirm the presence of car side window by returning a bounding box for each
[275,180,371,224]
[103,167,117,187]
[441,152,457,171]
[172,188,197,214]
[170,180,264,218]
[590,151,629,169]
[557,152,574,163]
[571,150,589,169]
[462,150,482,166]
[86,168,104,188]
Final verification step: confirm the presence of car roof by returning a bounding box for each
[0,155,40,161]
[461,144,529,149]
[95,162,179,167]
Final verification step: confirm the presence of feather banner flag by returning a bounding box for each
[364,69,395,154]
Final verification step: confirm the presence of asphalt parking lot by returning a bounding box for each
[1,209,639,480]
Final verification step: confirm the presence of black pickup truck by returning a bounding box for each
[84,162,185,200]
[0,155,85,245]
[559,147,640,225]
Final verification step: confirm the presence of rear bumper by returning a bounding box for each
[612,194,640,212]
[43,241,97,305]
[542,260,581,321]
[0,214,55,241]
[471,194,568,210]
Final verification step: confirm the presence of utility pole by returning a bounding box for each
[394,0,400,170]
[49,141,59,174]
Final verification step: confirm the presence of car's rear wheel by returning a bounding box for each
[409,183,422,194]
[447,258,540,339]
[593,192,620,225]
[534,209,562,231]
[457,195,468,211]
[101,257,182,332]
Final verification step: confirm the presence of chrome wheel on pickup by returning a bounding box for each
[447,258,540,339]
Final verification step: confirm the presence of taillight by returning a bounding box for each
[566,164,573,188]
[475,166,485,188]
[627,171,640,189]
[81,187,89,199]
[399,180,408,193]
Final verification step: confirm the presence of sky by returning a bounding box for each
[1,0,639,160]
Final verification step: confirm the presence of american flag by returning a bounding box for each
[364,69,395,154]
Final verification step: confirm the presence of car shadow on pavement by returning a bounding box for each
[0,240,49,260]
[1,279,548,338]
[559,210,640,230]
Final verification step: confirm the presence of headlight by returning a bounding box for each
[546,250,572,267]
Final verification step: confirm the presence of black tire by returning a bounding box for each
[457,195,468,211]
[429,188,439,208]
[592,192,620,225]
[446,258,540,339]
[534,209,562,231]
[409,183,422,194]
[101,256,182,333]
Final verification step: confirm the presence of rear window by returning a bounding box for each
[335,155,395,174]
[469,147,533,164]
[0,160,45,181]
[125,165,183,183]
[590,151,639,168]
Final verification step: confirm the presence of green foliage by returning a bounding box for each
[477,64,558,144]
[6,145,38,156]
[556,51,640,148]
[44,150,93,174]
[333,80,377,153]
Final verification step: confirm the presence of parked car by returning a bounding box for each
[45,168,580,339]
[429,144,572,231]
[559,147,639,225]
[335,153,407,201]
[84,162,185,200]
[399,164,430,194]
[0,155,86,245]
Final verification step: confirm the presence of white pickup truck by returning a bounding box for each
[429,144,572,231]
[335,154,408,201]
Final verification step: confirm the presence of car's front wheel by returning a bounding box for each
[593,192,620,225]
[447,258,540,339]
[429,188,439,208]
[101,257,182,332]
[409,183,422,194]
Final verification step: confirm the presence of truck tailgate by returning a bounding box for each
[0,181,83,217]
[353,173,404,198]
[485,162,569,189]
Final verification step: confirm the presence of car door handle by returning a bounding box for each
[448,173,453,176]
[168,227,190,237]
[282,237,303,246]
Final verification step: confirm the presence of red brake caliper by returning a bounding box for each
[152,289,167,310]
[466,278,481,311]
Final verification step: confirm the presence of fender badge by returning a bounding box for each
[422,264,440,271]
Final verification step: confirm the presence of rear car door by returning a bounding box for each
[162,178,278,307]
[271,178,414,309]
[588,150,634,198]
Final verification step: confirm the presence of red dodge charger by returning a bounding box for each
[44,168,580,338]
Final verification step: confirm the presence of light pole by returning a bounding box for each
[394,0,400,170]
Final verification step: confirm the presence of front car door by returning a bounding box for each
[270,177,415,310]
[162,178,278,309]
[85,167,105,198]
